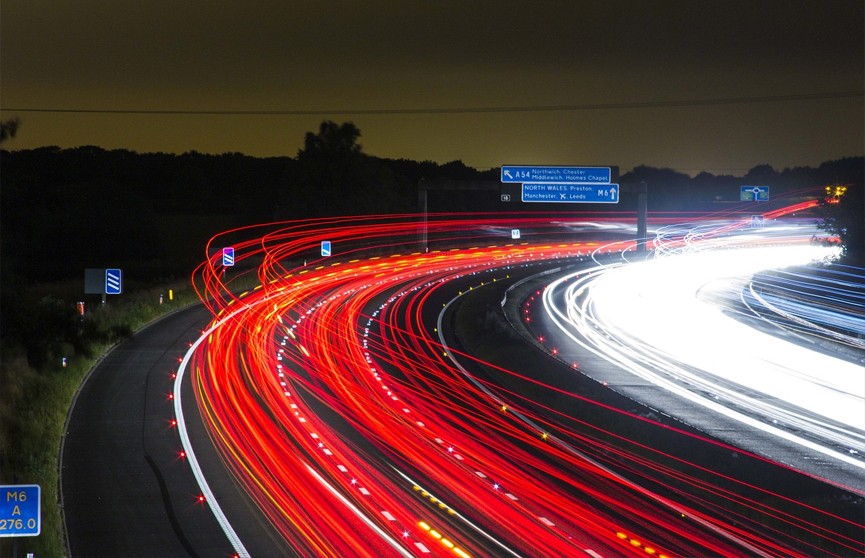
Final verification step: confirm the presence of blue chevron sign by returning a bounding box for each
[105,268,122,295]
[222,247,235,266]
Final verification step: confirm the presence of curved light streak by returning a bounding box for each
[542,221,864,467]
[174,209,864,557]
[174,313,252,558]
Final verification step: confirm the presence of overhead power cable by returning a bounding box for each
[1,91,862,116]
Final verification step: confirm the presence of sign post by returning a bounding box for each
[0,484,40,537]
[500,163,646,250]
[85,268,123,303]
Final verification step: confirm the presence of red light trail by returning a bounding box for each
[176,210,863,557]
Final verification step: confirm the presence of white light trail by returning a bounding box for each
[175,314,251,558]
[543,226,865,469]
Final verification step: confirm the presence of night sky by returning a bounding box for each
[1,1,862,174]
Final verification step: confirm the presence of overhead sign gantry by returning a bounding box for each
[498,164,648,251]
[500,165,620,205]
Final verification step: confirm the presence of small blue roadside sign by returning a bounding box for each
[0,484,40,537]
[321,241,332,257]
[105,268,122,295]
[501,166,611,184]
[740,185,770,201]
[522,183,620,204]
[222,247,235,266]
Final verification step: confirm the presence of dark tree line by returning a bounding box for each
[0,122,496,286]
[0,121,494,370]
[1,120,861,289]
[619,158,864,211]
[816,174,865,263]
[620,160,863,262]
[0,120,862,371]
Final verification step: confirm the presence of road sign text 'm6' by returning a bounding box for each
[0,484,40,537]
[521,183,620,204]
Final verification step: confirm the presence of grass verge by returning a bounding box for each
[0,280,202,557]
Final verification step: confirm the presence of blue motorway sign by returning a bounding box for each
[522,183,620,204]
[740,185,770,201]
[501,166,611,184]
[321,240,332,257]
[105,268,122,295]
[0,484,40,537]
[222,247,235,266]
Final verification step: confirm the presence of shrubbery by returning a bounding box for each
[0,280,198,557]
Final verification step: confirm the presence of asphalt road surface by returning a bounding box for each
[61,304,250,558]
[60,251,864,556]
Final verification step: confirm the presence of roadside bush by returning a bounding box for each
[0,279,197,557]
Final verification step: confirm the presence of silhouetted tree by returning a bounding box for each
[285,121,412,217]
[813,157,865,263]
[817,181,864,263]
[743,164,778,184]
[0,118,20,143]
[298,121,363,161]
[620,166,691,209]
